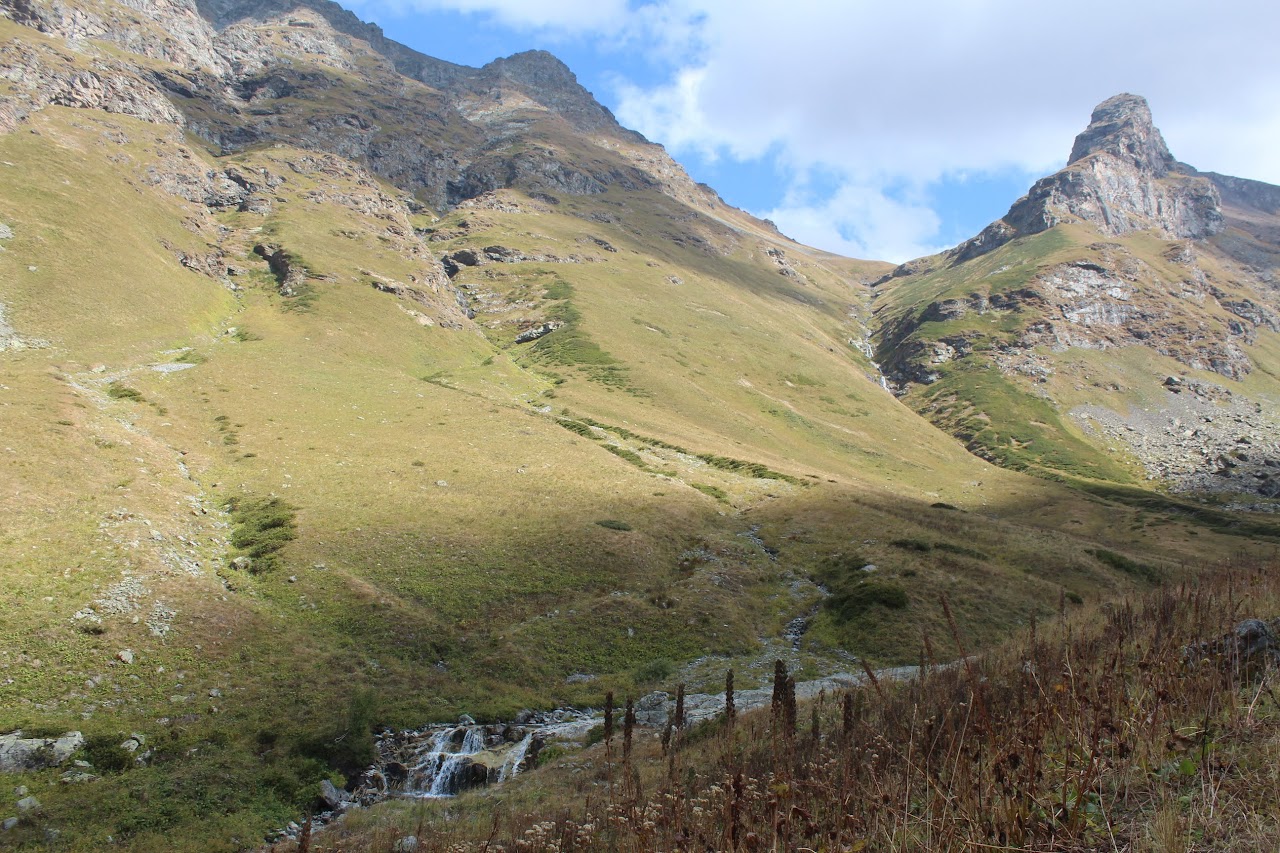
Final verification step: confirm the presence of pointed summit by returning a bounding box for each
[947,93,1220,262]
[1067,93,1175,177]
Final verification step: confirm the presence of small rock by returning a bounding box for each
[458,714,476,726]
[396,835,420,852]
[287,575,297,583]
[435,480,448,487]
[16,796,39,813]
[860,564,878,573]
[117,649,135,665]
[2,817,17,831]
[14,786,27,797]
[208,688,221,698]
[230,556,253,571]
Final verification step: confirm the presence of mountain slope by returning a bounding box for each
[1,2,1277,848]
[875,94,1280,502]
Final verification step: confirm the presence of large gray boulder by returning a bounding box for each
[0,731,85,773]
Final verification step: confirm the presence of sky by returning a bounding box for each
[344,0,1280,263]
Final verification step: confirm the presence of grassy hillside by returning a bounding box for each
[874,221,1280,500]
[2,15,1279,851]
[306,551,1280,853]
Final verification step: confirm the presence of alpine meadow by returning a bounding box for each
[1,1,1279,850]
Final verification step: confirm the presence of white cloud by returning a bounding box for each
[617,0,1280,185]
[608,0,1280,259]
[760,181,946,264]
[353,0,1280,259]
[353,0,633,33]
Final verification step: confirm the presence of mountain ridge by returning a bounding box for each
[874,93,1280,499]
[2,0,1279,847]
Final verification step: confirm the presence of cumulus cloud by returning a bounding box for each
[615,0,1280,182]
[761,181,946,264]
[612,0,1280,258]
[354,0,634,33]
[351,0,1280,259]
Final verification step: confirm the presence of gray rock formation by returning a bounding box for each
[0,731,85,772]
[0,0,699,217]
[953,94,1223,263]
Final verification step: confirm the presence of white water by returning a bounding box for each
[497,731,534,783]
[405,726,487,798]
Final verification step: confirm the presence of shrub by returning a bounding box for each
[106,382,145,402]
[603,444,646,467]
[596,519,632,531]
[83,733,134,774]
[934,542,990,560]
[1088,548,1162,583]
[691,483,729,502]
[225,496,297,573]
[826,580,909,620]
[633,658,674,684]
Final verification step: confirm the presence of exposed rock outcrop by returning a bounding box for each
[952,95,1223,263]
[0,731,84,772]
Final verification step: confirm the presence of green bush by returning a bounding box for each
[826,581,909,621]
[596,519,632,531]
[934,542,989,560]
[691,483,729,502]
[633,657,674,684]
[83,732,134,774]
[106,382,145,402]
[1087,548,1162,583]
[225,496,297,573]
[603,445,646,467]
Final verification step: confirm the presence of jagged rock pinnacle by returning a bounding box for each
[1067,93,1175,177]
[948,93,1220,263]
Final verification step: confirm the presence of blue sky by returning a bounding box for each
[345,0,1280,263]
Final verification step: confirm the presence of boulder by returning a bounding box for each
[1185,618,1280,669]
[514,321,563,344]
[633,691,671,728]
[318,779,350,811]
[0,731,84,773]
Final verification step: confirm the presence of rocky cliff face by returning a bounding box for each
[0,0,699,215]
[874,94,1280,499]
[952,94,1223,263]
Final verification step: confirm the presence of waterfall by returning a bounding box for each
[403,726,487,798]
[497,731,534,783]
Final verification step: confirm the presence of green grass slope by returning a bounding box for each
[2,48,1277,853]
[874,221,1280,503]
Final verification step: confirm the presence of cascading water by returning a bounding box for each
[497,731,534,783]
[404,726,487,798]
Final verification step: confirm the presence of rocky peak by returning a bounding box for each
[950,93,1221,263]
[1067,93,1175,177]
[469,50,640,140]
